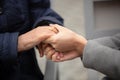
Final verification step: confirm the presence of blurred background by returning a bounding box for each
[38,0,88,80]
[51,0,87,80]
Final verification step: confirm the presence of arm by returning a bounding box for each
[43,25,120,79]
[0,33,18,66]
[0,0,63,68]
[83,33,120,79]
[0,26,56,67]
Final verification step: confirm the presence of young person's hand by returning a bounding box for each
[42,24,87,61]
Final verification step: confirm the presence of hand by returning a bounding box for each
[43,46,80,62]
[18,26,56,52]
[44,24,87,54]
[37,25,59,57]
[43,24,87,62]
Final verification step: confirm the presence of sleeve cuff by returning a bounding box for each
[82,40,102,69]
[2,33,19,65]
[33,16,63,28]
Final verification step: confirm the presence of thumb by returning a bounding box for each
[43,24,62,44]
[42,25,59,44]
[43,35,55,44]
[43,33,59,45]
[50,24,64,33]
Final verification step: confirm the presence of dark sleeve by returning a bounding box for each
[29,0,64,27]
[82,33,120,79]
[0,33,19,66]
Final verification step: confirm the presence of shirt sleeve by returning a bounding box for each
[0,32,19,66]
[29,0,64,27]
[82,33,120,79]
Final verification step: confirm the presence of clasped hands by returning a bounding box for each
[18,24,87,62]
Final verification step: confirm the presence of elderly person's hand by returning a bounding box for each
[18,26,56,52]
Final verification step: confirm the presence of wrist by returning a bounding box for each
[18,35,25,52]
[18,32,38,52]
[75,35,87,56]
[18,32,35,52]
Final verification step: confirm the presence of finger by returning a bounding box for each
[54,52,64,60]
[44,46,53,55]
[43,24,61,44]
[42,43,50,51]
[37,43,44,57]
[59,51,77,61]
[43,34,56,44]
[53,52,66,62]
[46,49,56,60]
[40,43,49,57]
[48,25,59,34]
[59,52,64,58]
[38,43,49,57]
[50,24,64,32]
[52,52,62,62]
[44,24,64,44]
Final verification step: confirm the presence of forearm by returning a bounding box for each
[83,40,120,79]
[18,33,35,52]
[0,33,18,65]
[91,33,120,50]
[18,27,39,52]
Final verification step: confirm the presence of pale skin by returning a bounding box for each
[39,24,87,62]
[18,26,57,52]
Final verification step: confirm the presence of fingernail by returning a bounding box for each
[60,53,64,57]
[57,56,60,60]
